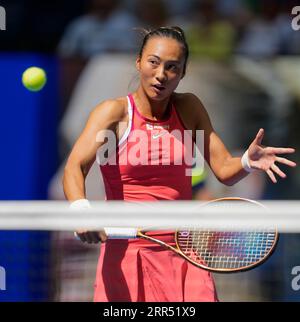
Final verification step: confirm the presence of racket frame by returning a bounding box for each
[137,197,279,273]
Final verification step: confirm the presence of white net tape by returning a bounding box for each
[0,200,299,232]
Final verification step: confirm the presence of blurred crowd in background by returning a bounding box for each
[2,0,300,57]
[1,0,300,301]
[1,0,300,115]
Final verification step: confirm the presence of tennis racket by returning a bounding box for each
[105,197,278,273]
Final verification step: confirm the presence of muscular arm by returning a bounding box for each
[188,93,249,186]
[63,99,126,201]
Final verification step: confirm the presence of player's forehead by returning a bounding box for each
[142,37,184,62]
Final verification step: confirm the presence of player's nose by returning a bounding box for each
[155,66,167,83]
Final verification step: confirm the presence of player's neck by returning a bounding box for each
[134,88,171,121]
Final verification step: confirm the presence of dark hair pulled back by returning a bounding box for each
[138,26,189,77]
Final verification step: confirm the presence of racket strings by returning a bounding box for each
[177,229,276,270]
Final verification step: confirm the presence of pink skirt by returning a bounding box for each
[94,231,218,302]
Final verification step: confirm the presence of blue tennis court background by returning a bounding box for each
[0,53,59,301]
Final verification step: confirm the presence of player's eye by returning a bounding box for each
[149,60,159,66]
[167,64,179,72]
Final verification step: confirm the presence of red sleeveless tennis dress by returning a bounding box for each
[94,94,218,302]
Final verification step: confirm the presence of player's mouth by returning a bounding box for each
[152,83,166,93]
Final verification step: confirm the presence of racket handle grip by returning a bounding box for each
[104,227,138,239]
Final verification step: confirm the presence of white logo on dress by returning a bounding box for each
[146,123,170,130]
[152,132,168,140]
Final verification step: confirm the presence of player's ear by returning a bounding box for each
[136,56,141,71]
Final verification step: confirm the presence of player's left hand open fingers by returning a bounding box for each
[267,147,295,154]
[266,169,277,183]
[271,164,286,179]
[275,157,297,167]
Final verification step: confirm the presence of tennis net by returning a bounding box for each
[0,199,299,302]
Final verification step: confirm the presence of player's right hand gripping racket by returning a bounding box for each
[105,197,279,273]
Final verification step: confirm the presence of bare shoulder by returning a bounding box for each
[92,96,127,119]
[172,92,209,129]
[173,92,205,111]
[90,96,128,125]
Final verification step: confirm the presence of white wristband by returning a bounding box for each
[70,199,91,210]
[70,199,91,240]
[241,150,254,173]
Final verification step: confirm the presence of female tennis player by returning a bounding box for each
[63,26,296,302]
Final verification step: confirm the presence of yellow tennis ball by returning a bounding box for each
[22,67,47,92]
